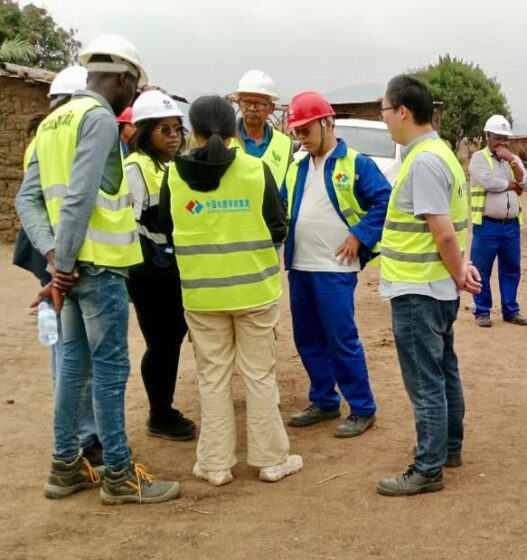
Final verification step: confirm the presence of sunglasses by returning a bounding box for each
[156,123,184,137]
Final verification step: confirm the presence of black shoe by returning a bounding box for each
[147,410,196,441]
[444,453,462,468]
[334,414,375,438]
[82,437,103,467]
[377,464,444,496]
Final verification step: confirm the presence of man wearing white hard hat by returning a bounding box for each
[469,114,527,327]
[125,90,195,442]
[230,70,292,190]
[16,34,181,505]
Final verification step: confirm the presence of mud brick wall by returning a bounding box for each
[0,77,49,242]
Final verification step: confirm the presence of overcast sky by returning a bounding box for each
[23,0,527,128]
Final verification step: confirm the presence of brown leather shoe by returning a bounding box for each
[475,315,492,327]
[504,313,527,326]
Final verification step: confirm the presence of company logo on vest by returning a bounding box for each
[185,200,204,214]
[334,172,350,191]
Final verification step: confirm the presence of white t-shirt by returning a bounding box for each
[292,150,360,272]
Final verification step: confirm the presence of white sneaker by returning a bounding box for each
[192,463,233,487]
[259,455,303,482]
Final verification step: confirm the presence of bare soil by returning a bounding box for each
[1,240,526,560]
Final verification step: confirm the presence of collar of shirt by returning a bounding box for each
[401,130,439,161]
[72,89,115,116]
[240,122,271,157]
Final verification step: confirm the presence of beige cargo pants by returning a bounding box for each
[185,301,290,471]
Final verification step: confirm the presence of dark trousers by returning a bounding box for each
[391,295,464,476]
[127,269,188,419]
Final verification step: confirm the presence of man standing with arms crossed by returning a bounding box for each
[377,75,481,496]
[16,34,180,505]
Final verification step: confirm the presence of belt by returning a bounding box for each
[483,216,519,224]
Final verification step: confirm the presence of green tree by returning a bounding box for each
[414,55,511,150]
[0,0,79,70]
[0,34,35,63]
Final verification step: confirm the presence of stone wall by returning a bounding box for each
[0,76,49,242]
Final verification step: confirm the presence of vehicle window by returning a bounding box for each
[335,126,396,159]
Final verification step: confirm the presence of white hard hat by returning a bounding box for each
[132,90,184,124]
[484,115,513,136]
[49,65,87,97]
[79,33,148,87]
[233,69,279,101]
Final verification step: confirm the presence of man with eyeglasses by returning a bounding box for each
[376,74,481,496]
[469,115,527,327]
[230,70,293,190]
[283,91,391,438]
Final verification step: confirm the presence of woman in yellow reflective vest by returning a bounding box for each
[159,95,303,486]
[125,90,195,441]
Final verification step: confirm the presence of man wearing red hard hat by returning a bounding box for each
[283,91,391,438]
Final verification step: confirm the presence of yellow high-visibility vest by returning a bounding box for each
[23,137,36,172]
[286,148,381,254]
[231,127,292,189]
[381,138,468,283]
[168,151,281,311]
[36,96,142,268]
[470,147,523,225]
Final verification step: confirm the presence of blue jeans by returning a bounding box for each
[471,218,521,319]
[289,270,376,416]
[391,295,464,476]
[51,321,97,449]
[54,271,131,470]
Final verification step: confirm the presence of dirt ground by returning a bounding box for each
[1,239,526,560]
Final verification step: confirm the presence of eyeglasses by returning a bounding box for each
[380,105,397,117]
[238,99,270,110]
[292,121,319,138]
[156,123,184,137]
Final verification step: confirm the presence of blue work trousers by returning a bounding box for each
[470,217,521,319]
[288,270,376,416]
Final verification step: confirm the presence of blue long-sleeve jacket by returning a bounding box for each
[282,139,392,270]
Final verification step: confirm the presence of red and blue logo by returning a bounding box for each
[185,200,204,214]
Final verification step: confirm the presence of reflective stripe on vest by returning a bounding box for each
[168,151,282,311]
[231,128,292,188]
[470,147,523,225]
[35,96,142,268]
[285,148,380,253]
[380,137,468,283]
[125,151,168,245]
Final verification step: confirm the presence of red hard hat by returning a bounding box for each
[286,91,336,128]
[116,106,133,124]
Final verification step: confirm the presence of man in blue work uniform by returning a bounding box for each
[283,91,391,438]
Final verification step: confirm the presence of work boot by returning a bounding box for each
[444,453,463,468]
[288,404,341,427]
[192,463,233,487]
[377,465,444,496]
[100,463,181,505]
[475,315,492,327]
[147,409,196,441]
[504,313,527,326]
[82,437,103,467]
[259,455,303,482]
[44,455,101,499]
[334,414,375,438]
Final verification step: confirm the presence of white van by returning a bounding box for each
[334,118,400,185]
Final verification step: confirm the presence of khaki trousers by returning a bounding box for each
[185,302,289,470]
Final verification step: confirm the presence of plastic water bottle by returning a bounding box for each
[37,300,58,346]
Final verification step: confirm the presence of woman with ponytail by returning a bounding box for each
[160,95,303,486]
[125,90,195,442]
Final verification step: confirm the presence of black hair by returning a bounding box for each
[385,74,434,125]
[128,117,185,171]
[26,113,47,137]
[189,95,236,164]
